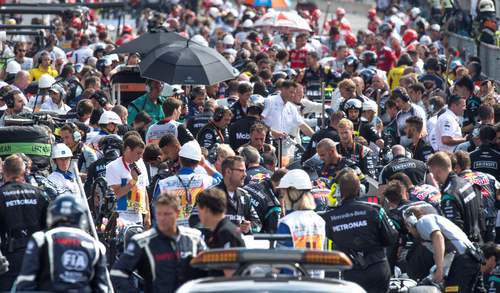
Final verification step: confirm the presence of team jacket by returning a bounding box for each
[190,182,261,234]
[243,179,281,233]
[15,227,108,293]
[379,155,427,185]
[186,110,213,137]
[336,142,377,179]
[228,116,258,150]
[0,182,48,255]
[322,198,398,269]
[111,227,206,293]
[470,144,500,181]
[440,172,483,242]
[196,121,228,151]
[459,169,499,224]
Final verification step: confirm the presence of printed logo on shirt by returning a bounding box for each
[62,250,89,271]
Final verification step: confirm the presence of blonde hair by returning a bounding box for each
[284,188,316,211]
[216,144,236,162]
[427,151,452,170]
[337,118,354,130]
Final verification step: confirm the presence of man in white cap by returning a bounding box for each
[154,140,222,226]
[40,83,71,114]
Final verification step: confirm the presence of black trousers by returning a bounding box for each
[445,254,481,293]
[0,250,24,291]
[344,260,391,293]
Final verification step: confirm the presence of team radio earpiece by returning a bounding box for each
[68,123,82,143]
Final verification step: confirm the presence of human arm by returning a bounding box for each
[431,230,446,283]
[441,136,466,146]
[299,123,315,137]
[110,238,143,293]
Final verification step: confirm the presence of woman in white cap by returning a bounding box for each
[276,169,326,250]
[47,143,81,201]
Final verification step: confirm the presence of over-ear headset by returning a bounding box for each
[91,91,108,107]
[393,88,410,102]
[67,122,82,143]
[38,51,52,65]
[213,106,227,122]
[403,209,418,226]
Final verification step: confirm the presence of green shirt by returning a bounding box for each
[127,94,166,125]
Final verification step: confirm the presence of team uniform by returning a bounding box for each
[434,108,463,152]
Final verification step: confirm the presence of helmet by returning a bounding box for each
[419,35,432,46]
[191,34,208,47]
[98,111,122,125]
[378,23,392,33]
[122,24,133,34]
[5,61,21,75]
[363,99,378,113]
[345,55,359,68]
[99,134,123,160]
[368,8,377,18]
[402,29,418,47]
[248,94,265,109]
[344,32,357,48]
[179,140,202,161]
[410,7,421,18]
[49,83,67,99]
[277,169,312,190]
[51,143,73,159]
[359,68,376,85]
[344,99,363,111]
[479,0,495,12]
[47,195,88,229]
[39,74,56,89]
[242,19,253,28]
[222,34,235,46]
[360,50,377,66]
[336,7,346,17]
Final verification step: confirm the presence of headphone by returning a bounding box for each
[92,91,108,107]
[393,88,410,102]
[213,106,228,122]
[403,209,418,226]
[67,122,82,143]
[38,51,52,65]
[4,90,18,108]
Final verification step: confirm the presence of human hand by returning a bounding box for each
[240,220,251,234]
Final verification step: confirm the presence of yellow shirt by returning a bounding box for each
[388,65,407,90]
[29,66,58,81]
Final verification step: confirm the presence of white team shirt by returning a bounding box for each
[434,108,462,152]
[262,94,304,135]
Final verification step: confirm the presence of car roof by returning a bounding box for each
[177,277,366,293]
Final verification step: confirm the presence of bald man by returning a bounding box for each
[378,144,427,187]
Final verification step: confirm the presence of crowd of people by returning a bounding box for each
[0,0,499,292]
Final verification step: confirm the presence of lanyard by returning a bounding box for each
[176,175,196,206]
[122,157,130,173]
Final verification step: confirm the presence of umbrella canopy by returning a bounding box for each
[254,11,312,32]
[112,31,187,55]
[244,0,289,8]
[139,40,239,85]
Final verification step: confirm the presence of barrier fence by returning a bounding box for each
[446,32,500,80]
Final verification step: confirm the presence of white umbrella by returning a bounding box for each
[254,11,312,32]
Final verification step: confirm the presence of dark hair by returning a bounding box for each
[478,104,494,121]
[307,51,319,60]
[280,80,297,89]
[271,168,287,183]
[196,188,227,214]
[385,98,397,109]
[482,242,500,260]
[158,133,179,148]
[405,115,424,133]
[221,155,245,175]
[384,181,405,204]
[179,157,199,168]
[397,53,413,67]
[262,152,277,169]
[123,135,145,150]
[250,122,268,134]
[276,49,289,61]
[479,124,496,143]
[143,144,162,163]
[84,76,100,88]
[454,76,474,92]
[409,83,425,94]
[237,82,253,95]
[123,130,142,141]
[447,95,464,107]
[162,97,182,117]
[190,86,206,99]
[388,172,412,189]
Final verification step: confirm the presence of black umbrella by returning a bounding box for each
[112,31,187,55]
[139,39,239,85]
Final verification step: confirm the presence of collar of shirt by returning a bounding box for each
[55,168,75,180]
[178,167,195,175]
